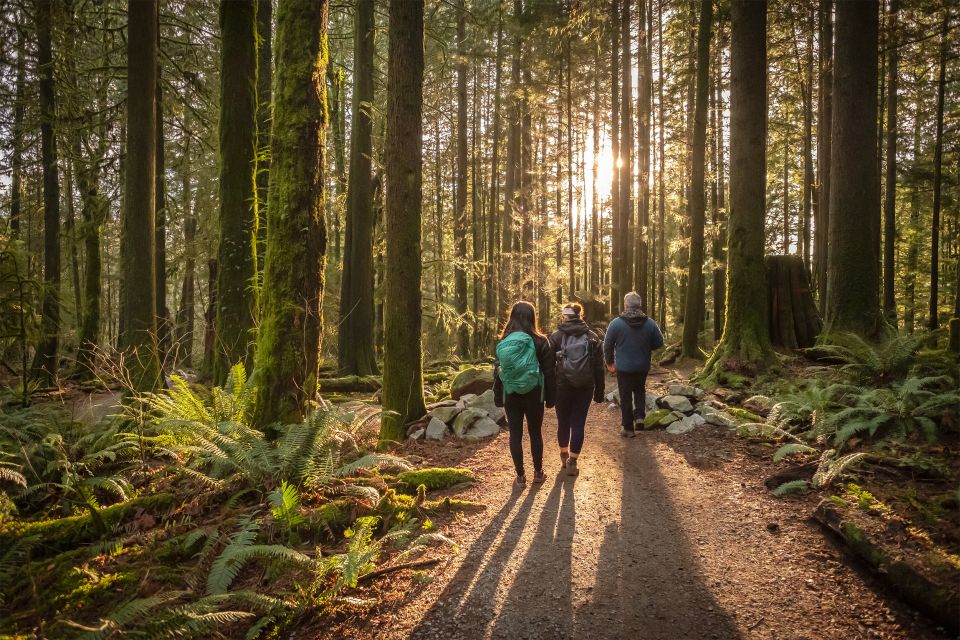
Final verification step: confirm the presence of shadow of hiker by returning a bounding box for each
[409,482,542,638]
[488,474,576,638]
[584,436,742,639]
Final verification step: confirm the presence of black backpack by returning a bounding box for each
[557,332,594,388]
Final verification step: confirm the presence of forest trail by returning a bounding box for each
[369,368,946,640]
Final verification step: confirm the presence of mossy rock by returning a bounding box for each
[0,492,177,557]
[395,468,474,493]
[726,406,764,424]
[450,368,494,400]
[643,409,673,429]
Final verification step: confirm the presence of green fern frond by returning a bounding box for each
[269,481,304,530]
[772,480,811,496]
[812,451,868,488]
[0,534,36,588]
[772,443,818,462]
[335,453,411,477]
[0,466,26,487]
[207,517,260,595]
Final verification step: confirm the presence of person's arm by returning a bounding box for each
[493,361,504,407]
[537,337,557,408]
[603,321,617,367]
[591,334,605,402]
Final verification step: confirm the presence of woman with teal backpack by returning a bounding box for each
[493,301,556,487]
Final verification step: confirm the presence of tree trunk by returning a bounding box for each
[766,255,822,350]
[711,28,726,342]
[500,0,523,313]
[256,0,272,272]
[381,0,427,444]
[802,9,814,273]
[610,0,622,311]
[119,0,162,392]
[904,107,922,333]
[175,134,196,367]
[928,10,949,331]
[155,60,170,361]
[214,0,259,384]
[619,0,634,297]
[566,36,575,299]
[815,0,832,309]
[65,162,82,331]
[486,3,503,333]
[10,22,25,239]
[590,41,601,294]
[31,0,62,383]
[656,0,666,329]
[701,0,774,378]
[824,0,881,338]
[882,0,898,321]
[338,0,379,376]
[253,0,329,427]
[454,0,470,356]
[681,0,712,359]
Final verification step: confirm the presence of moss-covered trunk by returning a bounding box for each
[252,0,329,428]
[681,0,712,360]
[214,0,260,384]
[119,0,162,392]
[380,0,426,445]
[337,0,379,377]
[31,0,61,383]
[822,0,881,338]
[701,0,775,379]
[256,0,272,274]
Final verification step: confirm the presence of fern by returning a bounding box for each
[207,517,260,595]
[0,534,36,588]
[268,481,304,532]
[772,443,817,462]
[772,480,810,496]
[812,451,868,488]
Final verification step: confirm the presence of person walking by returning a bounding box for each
[549,303,605,476]
[603,292,665,437]
[494,301,556,486]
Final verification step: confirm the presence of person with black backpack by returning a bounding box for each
[493,301,556,487]
[548,303,605,476]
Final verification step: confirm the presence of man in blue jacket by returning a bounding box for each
[603,291,665,437]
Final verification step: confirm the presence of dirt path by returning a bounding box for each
[363,370,947,640]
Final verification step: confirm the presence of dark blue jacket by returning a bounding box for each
[603,311,665,373]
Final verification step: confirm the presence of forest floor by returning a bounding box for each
[316,366,950,640]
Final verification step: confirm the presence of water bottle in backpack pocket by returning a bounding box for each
[557,333,594,388]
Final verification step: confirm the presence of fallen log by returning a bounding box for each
[317,376,381,392]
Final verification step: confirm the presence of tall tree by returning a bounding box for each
[609,0,621,308]
[338,0,379,375]
[253,0,329,428]
[485,3,504,333]
[681,0,712,359]
[30,0,61,382]
[256,0,272,270]
[9,20,25,239]
[500,0,523,312]
[702,0,774,378]
[815,0,832,307]
[381,0,427,445]
[824,0,881,338]
[119,0,162,392]
[454,0,470,355]
[882,0,898,320]
[928,10,949,331]
[155,49,170,358]
[636,0,652,307]
[214,0,259,383]
[619,0,634,296]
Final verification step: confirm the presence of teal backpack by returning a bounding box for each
[495,331,543,397]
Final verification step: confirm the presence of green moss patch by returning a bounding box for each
[726,407,764,424]
[394,468,474,494]
[0,493,177,556]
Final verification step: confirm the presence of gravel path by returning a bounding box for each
[368,370,947,640]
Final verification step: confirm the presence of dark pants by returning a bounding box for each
[504,387,544,477]
[556,385,593,454]
[616,370,648,431]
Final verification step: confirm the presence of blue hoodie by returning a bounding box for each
[603,310,665,373]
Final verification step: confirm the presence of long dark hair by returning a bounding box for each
[499,301,544,340]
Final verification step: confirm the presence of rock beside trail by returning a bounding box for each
[668,384,705,401]
[743,395,774,416]
[452,408,488,437]
[429,405,461,424]
[699,404,737,428]
[464,417,500,440]
[666,413,706,434]
[450,368,494,399]
[409,428,426,441]
[426,417,449,440]
[659,394,694,413]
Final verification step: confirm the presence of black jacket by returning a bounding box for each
[549,319,605,397]
[493,332,557,408]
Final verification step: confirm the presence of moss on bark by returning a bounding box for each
[252,0,329,429]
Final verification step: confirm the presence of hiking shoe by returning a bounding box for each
[566,458,579,476]
[532,469,546,483]
[560,451,569,469]
[620,428,636,438]
[515,474,526,487]
[633,417,645,430]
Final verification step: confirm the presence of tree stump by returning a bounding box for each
[765,255,822,350]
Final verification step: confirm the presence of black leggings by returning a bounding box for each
[556,385,593,454]
[504,387,544,477]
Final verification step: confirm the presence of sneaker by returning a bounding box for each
[515,474,526,487]
[566,458,579,476]
[560,451,569,469]
[620,428,636,438]
[633,417,645,431]
[532,469,546,483]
